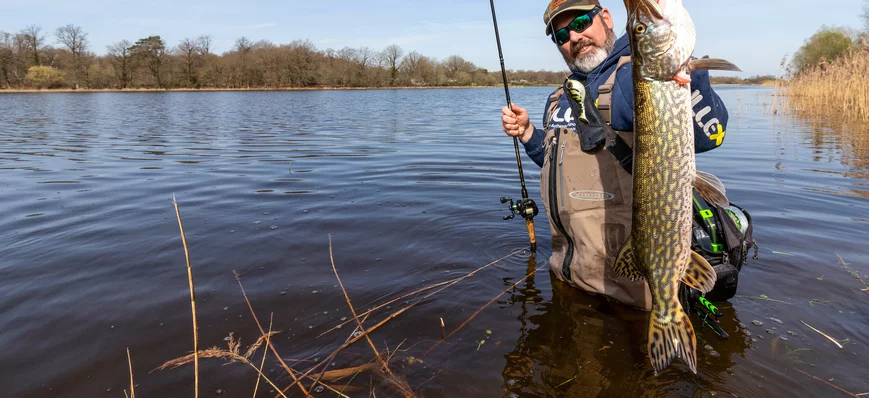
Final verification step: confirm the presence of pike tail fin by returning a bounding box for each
[694,170,729,208]
[648,304,698,375]
[688,58,742,72]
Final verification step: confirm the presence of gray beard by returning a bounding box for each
[565,28,617,74]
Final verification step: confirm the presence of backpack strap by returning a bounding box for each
[596,55,632,125]
[605,132,633,174]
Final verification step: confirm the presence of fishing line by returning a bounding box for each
[488,0,539,252]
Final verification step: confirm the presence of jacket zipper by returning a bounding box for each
[559,140,566,211]
[548,132,575,281]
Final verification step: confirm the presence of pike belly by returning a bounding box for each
[631,78,695,309]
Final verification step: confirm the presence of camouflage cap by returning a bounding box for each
[543,0,602,35]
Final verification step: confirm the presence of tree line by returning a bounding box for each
[0,25,569,90]
[708,75,777,85]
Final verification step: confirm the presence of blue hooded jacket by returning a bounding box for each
[522,34,729,167]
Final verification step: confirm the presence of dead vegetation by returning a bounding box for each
[786,46,869,123]
[121,195,529,397]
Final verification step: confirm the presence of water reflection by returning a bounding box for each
[791,114,869,198]
[502,256,752,396]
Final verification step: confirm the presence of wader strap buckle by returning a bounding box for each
[596,55,632,125]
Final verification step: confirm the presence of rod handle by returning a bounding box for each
[525,219,537,252]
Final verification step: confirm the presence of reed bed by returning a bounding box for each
[786,46,869,123]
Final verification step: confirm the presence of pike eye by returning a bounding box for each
[635,23,647,34]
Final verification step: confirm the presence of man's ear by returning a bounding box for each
[600,8,615,30]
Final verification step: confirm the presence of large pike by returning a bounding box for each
[615,0,739,374]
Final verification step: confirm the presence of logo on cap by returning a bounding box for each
[549,0,568,12]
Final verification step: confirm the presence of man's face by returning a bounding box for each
[552,8,617,73]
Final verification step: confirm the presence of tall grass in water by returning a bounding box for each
[787,46,869,122]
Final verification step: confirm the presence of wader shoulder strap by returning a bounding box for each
[543,86,564,131]
[597,55,633,175]
[597,55,632,126]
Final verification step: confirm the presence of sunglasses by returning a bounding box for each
[550,7,602,46]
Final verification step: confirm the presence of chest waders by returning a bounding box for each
[539,56,757,320]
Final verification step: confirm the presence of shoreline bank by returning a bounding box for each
[1,83,770,93]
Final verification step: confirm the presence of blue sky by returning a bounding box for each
[1,0,866,76]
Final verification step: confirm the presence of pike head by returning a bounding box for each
[623,0,696,82]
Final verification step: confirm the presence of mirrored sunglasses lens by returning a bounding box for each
[571,15,591,32]
[555,29,570,45]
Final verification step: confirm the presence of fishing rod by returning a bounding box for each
[488,0,539,252]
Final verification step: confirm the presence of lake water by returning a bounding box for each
[1,87,867,397]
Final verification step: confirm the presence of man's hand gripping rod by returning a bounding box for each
[489,0,539,252]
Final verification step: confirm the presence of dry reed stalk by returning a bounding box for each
[328,235,394,376]
[157,334,288,398]
[317,280,451,338]
[319,363,378,381]
[318,248,523,338]
[772,54,788,115]
[279,249,523,397]
[172,193,199,398]
[423,262,547,356]
[233,272,312,397]
[307,248,522,383]
[836,253,869,292]
[252,313,274,398]
[794,367,859,397]
[290,312,372,396]
[801,320,844,348]
[303,322,406,396]
[127,347,136,398]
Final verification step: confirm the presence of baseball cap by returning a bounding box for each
[543,0,602,35]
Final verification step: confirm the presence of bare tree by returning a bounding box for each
[197,35,212,55]
[177,37,202,86]
[862,0,869,34]
[107,40,132,88]
[380,44,403,86]
[0,32,14,88]
[400,51,422,77]
[443,55,474,84]
[55,24,89,88]
[234,36,253,87]
[336,47,358,86]
[281,39,318,87]
[356,46,374,85]
[21,25,45,66]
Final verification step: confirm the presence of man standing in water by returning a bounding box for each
[501,0,750,310]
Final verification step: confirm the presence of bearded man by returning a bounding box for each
[499,0,752,309]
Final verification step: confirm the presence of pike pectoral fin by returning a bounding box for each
[673,70,691,85]
[614,235,644,280]
[688,58,742,72]
[648,307,698,375]
[681,251,717,293]
[694,170,729,208]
